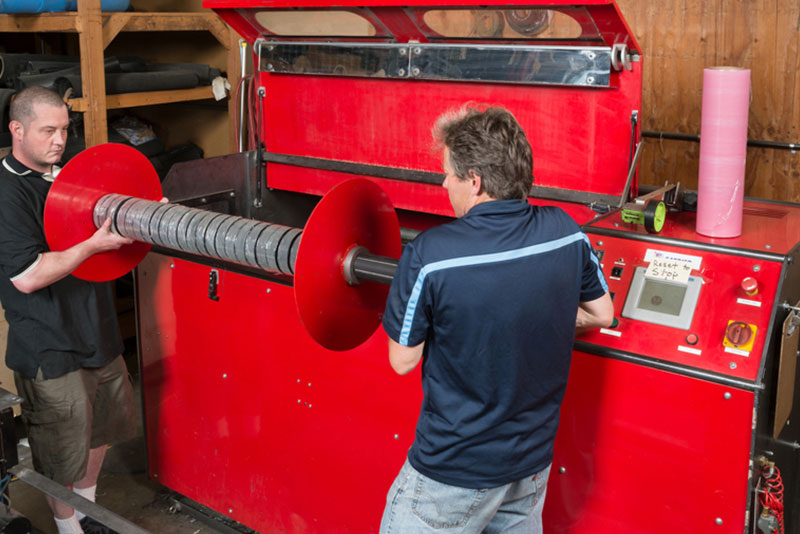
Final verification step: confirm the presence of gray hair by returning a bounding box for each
[434,106,533,201]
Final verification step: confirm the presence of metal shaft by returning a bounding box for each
[94,194,400,282]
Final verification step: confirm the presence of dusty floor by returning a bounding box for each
[5,347,246,534]
[8,439,228,534]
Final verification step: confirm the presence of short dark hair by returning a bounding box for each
[9,86,67,126]
[434,106,533,201]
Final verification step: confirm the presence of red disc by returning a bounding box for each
[44,143,162,281]
[295,179,401,351]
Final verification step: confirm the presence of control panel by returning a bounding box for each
[580,233,782,382]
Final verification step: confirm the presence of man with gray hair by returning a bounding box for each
[380,106,613,533]
[0,86,136,534]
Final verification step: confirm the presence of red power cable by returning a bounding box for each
[760,464,784,534]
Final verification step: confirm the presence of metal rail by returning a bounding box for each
[9,466,151,534]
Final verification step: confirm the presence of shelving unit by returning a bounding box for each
[0,2,239,151]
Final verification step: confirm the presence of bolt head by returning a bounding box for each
[724,392,732,400]
[715,518,723,525]
[398,68,406,76]
[753,265,761,272]
[394,434,399,440]
[223,373,227,378]
[559,467,566,474]
[729,362,737,370]
[412,67,421,76]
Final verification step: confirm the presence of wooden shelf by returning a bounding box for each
[0,5,238,150]
[69,86,217,112]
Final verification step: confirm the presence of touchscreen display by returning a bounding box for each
[636,279,687,316]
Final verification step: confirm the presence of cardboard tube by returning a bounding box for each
[696,67,750,238]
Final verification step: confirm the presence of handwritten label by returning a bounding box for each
[645,256,694,284]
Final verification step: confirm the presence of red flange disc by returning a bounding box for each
[295,179,401,351]
[44,143,162,281]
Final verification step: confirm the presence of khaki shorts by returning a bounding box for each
[15,355,137,485]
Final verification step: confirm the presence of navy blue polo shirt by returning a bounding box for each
[383,199,607,488]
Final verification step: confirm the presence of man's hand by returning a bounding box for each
[85,217,133,254]
[12,217,133,294]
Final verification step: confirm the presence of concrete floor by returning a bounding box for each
[5,347,242,534]
[8,439,225,534]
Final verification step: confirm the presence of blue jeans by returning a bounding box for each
[380,459,551,534]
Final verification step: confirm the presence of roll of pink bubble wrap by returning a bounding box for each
[696,67,750,238]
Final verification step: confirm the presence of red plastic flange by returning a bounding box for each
[295,179,401,351]
[44,143,162,281]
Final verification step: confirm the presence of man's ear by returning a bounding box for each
[9,120,23,141]
[468,169,482,196]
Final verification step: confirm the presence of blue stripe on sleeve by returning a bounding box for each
[582,234,608,293]
[398,232,587,346]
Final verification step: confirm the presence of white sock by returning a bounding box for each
[54,513,83,534]
[73,485,97,521]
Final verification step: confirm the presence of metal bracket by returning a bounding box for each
[208,269,220,301]
[611,43,633,72]
[618,140,644,208]
[258,41,614,88]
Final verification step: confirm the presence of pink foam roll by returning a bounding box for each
[696,67,750,238]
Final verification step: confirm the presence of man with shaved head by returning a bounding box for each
[0,86,136,534]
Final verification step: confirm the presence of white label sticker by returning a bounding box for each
[724,346,750,357]
[736,298,762,307]
[599,328,622,337]
[677,345,702,355]
[644,249,703,270]
[645,256,694,284]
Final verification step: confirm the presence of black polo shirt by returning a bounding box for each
[383,199,607,488]
[0,154,123,379]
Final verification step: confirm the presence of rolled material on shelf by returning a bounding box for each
[0,53,78,88]
[696,67,750,238]
[45,71,200,98]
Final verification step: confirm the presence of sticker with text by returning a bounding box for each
[645,256,694,284]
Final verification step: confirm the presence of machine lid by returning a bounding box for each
[208,0,643,213]
[206,1,641,54]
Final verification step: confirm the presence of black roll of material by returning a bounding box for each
[53,71,200,97]
[0,53,78,88]
[146,63,221,85]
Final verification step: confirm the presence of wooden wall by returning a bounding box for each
[617,0,800,202]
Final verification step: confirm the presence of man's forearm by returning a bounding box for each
[575,292,614,329]
[12,217,132,294]
[12,243,96,294]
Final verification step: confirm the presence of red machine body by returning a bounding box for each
[135,1,800,532]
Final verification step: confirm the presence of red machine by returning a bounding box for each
[42,1,800,532]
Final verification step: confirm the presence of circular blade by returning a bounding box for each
[44,143,162,281]
[295,179,401,351]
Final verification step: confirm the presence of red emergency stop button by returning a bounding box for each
[725,321,753,347]
[741,277,758,296]
[685,333,699,345]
